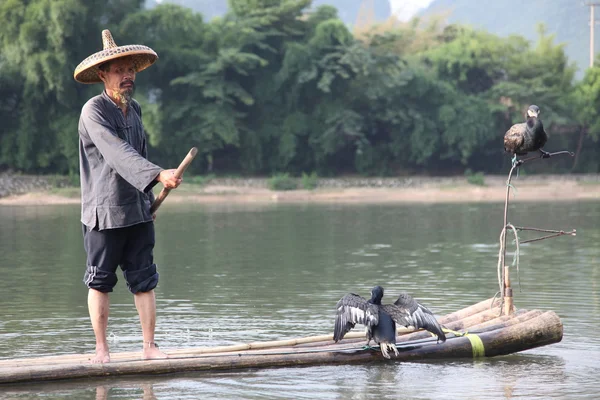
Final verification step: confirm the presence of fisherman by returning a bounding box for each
[73,30,181,363]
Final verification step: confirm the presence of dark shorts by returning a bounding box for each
[82,222,159,294]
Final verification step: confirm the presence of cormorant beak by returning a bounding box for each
[527,109,539,118]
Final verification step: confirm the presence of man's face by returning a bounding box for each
[98,57,136,105]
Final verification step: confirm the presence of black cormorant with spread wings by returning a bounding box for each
[333,286,446,359]
[504,105,550,164]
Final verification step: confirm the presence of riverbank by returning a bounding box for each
[1,173,600,205]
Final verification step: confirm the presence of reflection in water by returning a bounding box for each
[0,356,575,400]
[95,383,156,400]
[0,201,598,399]
[2,379,159,400]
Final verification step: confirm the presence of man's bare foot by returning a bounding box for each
[91,347,110,364]
[142,342,168,360]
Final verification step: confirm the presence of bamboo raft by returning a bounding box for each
[0,297,563,385]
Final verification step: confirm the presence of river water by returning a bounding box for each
[0,199,598,399]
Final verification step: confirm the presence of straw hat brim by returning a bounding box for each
[74,45,158,84]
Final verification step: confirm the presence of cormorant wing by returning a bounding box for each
[333,293,379,342]
[381,292,446,342]
[504,122,526,154]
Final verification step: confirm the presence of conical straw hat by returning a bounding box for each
[74,29,158,84]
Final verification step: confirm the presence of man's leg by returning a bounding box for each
[123,222,166,359]
[134,290,168,359]
[83,224,122,364]
[88,289,111,363]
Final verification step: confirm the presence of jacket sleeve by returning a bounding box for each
[142,135,159,202]
[81,102,163,193]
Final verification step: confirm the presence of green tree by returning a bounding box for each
[0,0,146,173]
[0,0,594,177]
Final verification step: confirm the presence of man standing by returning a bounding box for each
[74,30,181,363]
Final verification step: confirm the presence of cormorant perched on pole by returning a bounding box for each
[504,105,550,164]
[333,286,446,359]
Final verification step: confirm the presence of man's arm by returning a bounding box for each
[81,103,163,192]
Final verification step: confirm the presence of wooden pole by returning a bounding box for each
[394,309,538,344]
[592,3,596,67]
[0,297,500,368]
[0,311,563,385]
[461,310,542,334]
[150,147,198,214]
[438,297,501,325]
[500,164,518,313]
[588,2,600,67]
[503,264,514,315]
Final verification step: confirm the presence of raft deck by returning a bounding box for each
[0,298,563,385]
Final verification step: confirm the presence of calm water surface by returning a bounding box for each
[0,199,598,399]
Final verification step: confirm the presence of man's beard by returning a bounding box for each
[117,80,135,106]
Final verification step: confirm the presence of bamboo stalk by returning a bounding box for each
[150,147,197,214]
[293,304,507,348]
[0,331,411,368]
[438,297,501,325]
[443,306,510,331]
[0,311,563,385]
[504,264,514,315]
[0,299,503,368]
[500,164,518,308]
[393,308,532,344]
[460,310,543,334]
[0,301,551,374]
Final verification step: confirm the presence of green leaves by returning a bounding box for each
[0,0,144,173]
[574,66,600,141]
[0,0,594,176]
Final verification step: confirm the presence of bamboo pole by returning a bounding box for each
[150,147,197,214]
[500,164,518,311]
[443,306,514,332]
[438,297,501,325]
[393,309,539,344]
[297,299,503,349]
[459,310,543,334]
[0,328,426,368]
[0,311,563,385]
[0,300,556,382]
[504,264,514,315]
[0,298,502,368]
[0,312,518,373]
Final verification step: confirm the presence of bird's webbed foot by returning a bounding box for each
[379,343,398,359]
[511,155,523,167]
[539,149,551,159]
[380,345,390,359]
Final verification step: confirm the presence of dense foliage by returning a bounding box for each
[421,0,591,81]
[1,0,599,177]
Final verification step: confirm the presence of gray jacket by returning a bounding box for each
[78,91,163,230]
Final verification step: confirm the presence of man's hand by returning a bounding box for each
[157,169,182,189]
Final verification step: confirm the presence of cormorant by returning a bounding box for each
[504,105,550,164]
[333,286,446,359]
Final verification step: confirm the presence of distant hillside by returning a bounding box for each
[420,0,592,79]
[144,0,391,26]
